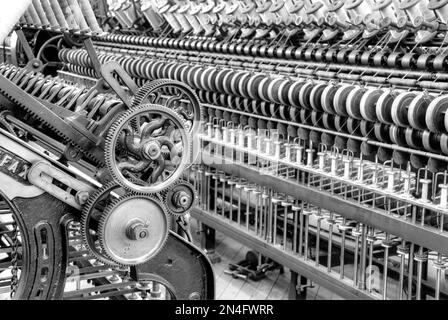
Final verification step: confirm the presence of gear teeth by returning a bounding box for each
[105,103,193,194]
[97,192,170,266]
[81,181,123,267]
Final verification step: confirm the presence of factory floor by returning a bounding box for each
[191,219,343,300]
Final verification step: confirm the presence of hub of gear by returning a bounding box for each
[98,193,170,266]
[162,180,197,216]
[105,103,192,194]
[132,79,203,164]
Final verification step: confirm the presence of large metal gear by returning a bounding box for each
[105,103,192,194]
[80,181,124,266]
[161,180,197,217]
[97,193,170,266]
[132,79,203,165]
[132,79,203,135]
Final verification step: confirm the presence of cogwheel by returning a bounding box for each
[81,181,125,267]
[105,103,193,194]
[132,79,203,136]
[161,180,197,217]
[97,192,170,266]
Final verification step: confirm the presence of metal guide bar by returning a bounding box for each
[200,135,445,213]
[191,207,376,300]
[201,152,448,256]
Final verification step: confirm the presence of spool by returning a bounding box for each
[309,83,327,111]
[377,147,393,162]
[360,88,383,122]
[321,84,339,114]
[346,86,366,120]
[298,81,315,110]
[408,93,434,130]
[376,90,397,125]
[334,136,347,150]
[361,141,376,156]
[426,95,448,133]
[391,91,415,127]
[333,84,355,116]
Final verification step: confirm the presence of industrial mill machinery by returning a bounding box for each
[2,0,448,300]
[0,0,213,300]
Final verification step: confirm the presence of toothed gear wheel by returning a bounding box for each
[81,181,124,266]
[97,193,170,266]
[132,79,203,135]
[105,104,192,194]
[161,180,197,216]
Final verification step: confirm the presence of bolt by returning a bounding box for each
[69,149,78,157]
[126,220,150,241]
[75,191,90,205]
[143,141,161,160]
[174,190,191,208]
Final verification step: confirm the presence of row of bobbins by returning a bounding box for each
[93,33,448,71]
[19,0,102,34]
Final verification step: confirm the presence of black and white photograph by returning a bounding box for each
[0,0,447,314]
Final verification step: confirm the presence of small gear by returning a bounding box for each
[97,193,170,266]
[105,103,192,194]
[161,180,197,216]
[81,181,125,266]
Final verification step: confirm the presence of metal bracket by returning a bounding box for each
[131,231,215,300]
[27,160,96,210]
